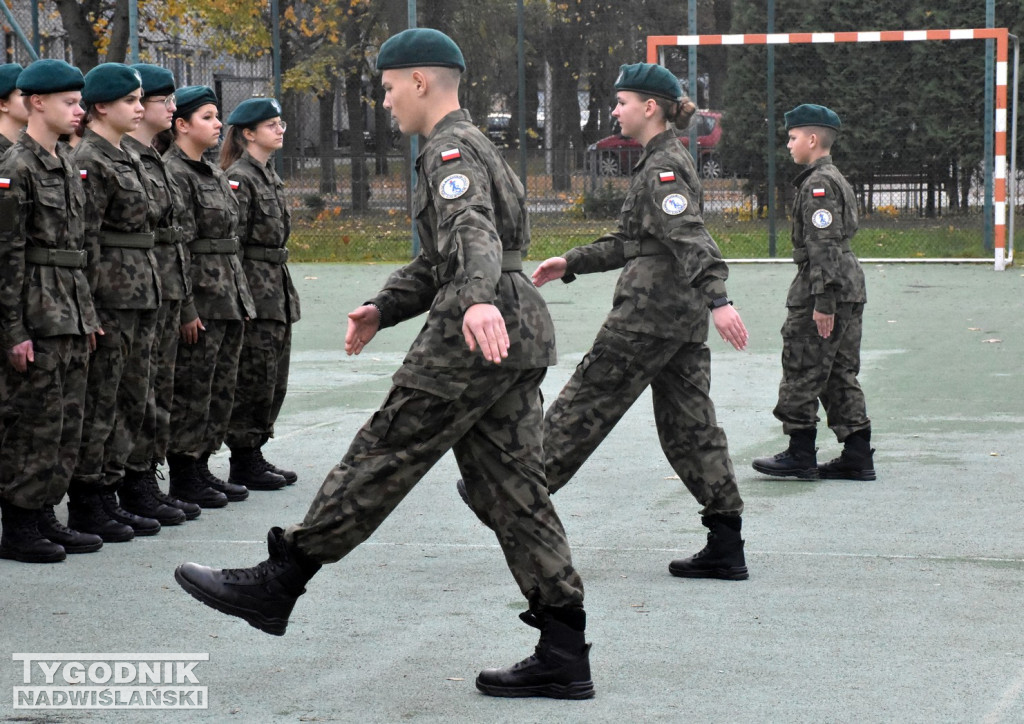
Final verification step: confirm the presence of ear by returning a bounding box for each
[242,128,256,144]
[174,116,189,135]
[411,69,428,95]
[29,94,46,114]
[644,98,658,118]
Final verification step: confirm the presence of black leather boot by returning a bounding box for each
[67,489,135,542]
[228,448,288,491]
[148,462,201,520]
[819,429,876,481]
[175,527,321,636]
[119,468,186,526]
[476,607,595,699]
[198,453,248,501]
[168,453,228,509]
[752,429,819,479]
[37,505,103,554]
[253,446,297,485]
[0,501,66,563]
[99,490,161,536]
[669,515,748,580]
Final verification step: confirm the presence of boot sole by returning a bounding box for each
[169,490,229,509]
[819,469,876,481]
[668,563,749,581]
[174,566,288,636]
[751,462,820,480]
[0,547,67,563]
[474,678,595,699]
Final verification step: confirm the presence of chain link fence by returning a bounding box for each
[3,1,1022,262]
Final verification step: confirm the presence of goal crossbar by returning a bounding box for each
[648,28,1017,269]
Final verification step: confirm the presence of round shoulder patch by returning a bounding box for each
[662,193,688,216]
[811,209,833,229]
[439,173,470,200]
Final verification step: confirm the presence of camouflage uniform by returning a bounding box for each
[122,134,196,470]
[67,130,161,493]
[224,150,299,451]
[286,109,583,610]
[163,142,255,459]
[0,134,13,158]
[544,129,743,517]
[0,133,99,510]
[774,155,869,440]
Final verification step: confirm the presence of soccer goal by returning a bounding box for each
[648,28,1020,270]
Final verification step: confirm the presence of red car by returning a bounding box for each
[586,110,723,178]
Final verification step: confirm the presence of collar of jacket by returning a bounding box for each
[792,154,833,187]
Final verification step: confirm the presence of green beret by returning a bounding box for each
[0,63,24,99]
[227,97,283,127]
[376,28,465,72]
[173,85,219,120]
[82,62,142,104]
[131,63,175,97]
[614,63,682,102]
[16,59,84,95]
[785,104,841,130]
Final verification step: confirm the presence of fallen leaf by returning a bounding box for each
[446,677,465,681]
[303,276,318,280]
[990,452,1000,457]
[967,327,981,331]
[982,339,1002,344]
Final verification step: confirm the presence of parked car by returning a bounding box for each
[586,110,723,178]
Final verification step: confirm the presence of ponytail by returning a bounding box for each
[218,125,248,170]
[655,95,697,130]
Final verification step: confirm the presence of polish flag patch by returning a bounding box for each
[812,187,826,197]
[440,148,461,162]
[80,169,88,180]
[658,171,676,183]
[0,178,10,189]
[230,180,240,191]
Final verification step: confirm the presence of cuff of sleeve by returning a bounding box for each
[701,280,728,307]
[2,321,29,351]
[180,300,199,326]
[365,297,393,329]
[457,279,496,311]
[814,295,836,315]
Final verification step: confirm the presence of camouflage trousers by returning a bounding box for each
[0,335,89,509]
[225,319,291,450]
[169,319,243,459]
[544,325,743,517]
[70,307,157,491]
[285,364,584,610]
[127,298,181,471]
[773,302,870,442]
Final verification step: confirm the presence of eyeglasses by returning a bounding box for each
[144,94,176,109]
[262,120,287,132]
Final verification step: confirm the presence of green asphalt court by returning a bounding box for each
[2,261,1023,724]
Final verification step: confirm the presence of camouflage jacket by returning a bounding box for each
[123,134,197,323]
[0,134,12,158]
[788,155,866,313]
[72,129,160,310]
[369,109,555,369]
[227,151,299,323]
[163,143,255,321]
[0,132,100,349]
[563,129,730,342]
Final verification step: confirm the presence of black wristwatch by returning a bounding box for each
[709,296,733,309]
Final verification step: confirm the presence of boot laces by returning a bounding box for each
[41,507,73,535]
[222,557,288,584]
[251,449,274,474]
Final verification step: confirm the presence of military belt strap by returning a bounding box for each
[155,227,184,244]
[101,231,156,249]
[191,237,240,254]
[622,239,671,259]
[792,239,852,263]
[24,247,88,269]
[242,246,289,264]
[431,249,523,286]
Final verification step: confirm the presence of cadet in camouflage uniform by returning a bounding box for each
[0,64,27,155]
[220,98,297,491]
[122,64,202,522]
[481,64,751,581]
[163,85,256,508]
[66,64,167,542]
[752,104,873,481]
[175,29,594,701]
[0,59,103,563]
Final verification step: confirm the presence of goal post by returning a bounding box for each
[648,28,1019,270]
